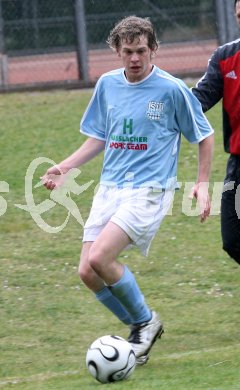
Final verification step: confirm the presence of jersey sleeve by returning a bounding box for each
[80,77,106,141]
[192,48,224,112]
[174,81,214,143]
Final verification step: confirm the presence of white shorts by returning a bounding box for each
[83,185,174,256]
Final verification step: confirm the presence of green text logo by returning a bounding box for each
[123,118,133,134]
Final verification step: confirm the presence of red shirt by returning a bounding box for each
[192,38,240,154]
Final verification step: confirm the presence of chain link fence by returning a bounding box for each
[0,0,239,91]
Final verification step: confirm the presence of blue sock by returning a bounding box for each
[95,286,132,325]
[110,265,151,324]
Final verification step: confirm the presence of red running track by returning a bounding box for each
[6,40,217,87]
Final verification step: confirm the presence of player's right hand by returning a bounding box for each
[41,165,69,190]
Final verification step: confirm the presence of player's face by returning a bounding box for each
[117,35,154,83]
[236,1,240,24]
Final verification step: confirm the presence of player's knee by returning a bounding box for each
[222,242,240,265]
[88,250,103,274]
[78,262,93,284]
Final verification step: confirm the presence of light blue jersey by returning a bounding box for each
[80,65,214,189]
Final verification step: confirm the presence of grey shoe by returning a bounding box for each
[128,311,164,365]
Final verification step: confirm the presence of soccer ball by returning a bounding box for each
[86,335,136,383]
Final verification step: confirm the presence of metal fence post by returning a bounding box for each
[216,0,239,44]
[226,0,239,41]
[74,0,89,83]
[32,0,40,50]
[0,0,8,87]
[0,0,3,54]
[215,0,227,45]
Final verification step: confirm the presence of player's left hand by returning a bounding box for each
[189,182,211,223]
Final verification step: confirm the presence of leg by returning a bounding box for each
[82,187,170,363]
[221,185,240,265]
[87,222,151,324]
[79,241,132,324]
[79,241,105,292]
[87,221,131,284]
[78,188,153,326]
[87,221,163,364]
[221,154,240,265]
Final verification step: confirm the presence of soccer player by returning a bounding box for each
[42,16,214,364]
[192,0,240,265]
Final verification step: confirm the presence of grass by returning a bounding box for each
[0,89,239,389]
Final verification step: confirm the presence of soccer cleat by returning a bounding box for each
[128,311,164,365]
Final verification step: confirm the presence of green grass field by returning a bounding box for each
[0,89,239,390]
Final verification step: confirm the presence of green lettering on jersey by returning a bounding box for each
[123,118,133,134]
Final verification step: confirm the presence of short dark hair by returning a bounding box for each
[107,16,159,52]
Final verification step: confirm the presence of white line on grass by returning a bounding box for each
[0,370,80,387]
[208,360,231,367]
[160,343,240,360]
[1,343,239,386]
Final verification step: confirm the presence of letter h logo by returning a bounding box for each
[123,118,133,134]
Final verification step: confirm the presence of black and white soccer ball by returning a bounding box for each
[86,335,136,383]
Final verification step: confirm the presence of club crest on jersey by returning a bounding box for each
[147,101,164,120]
